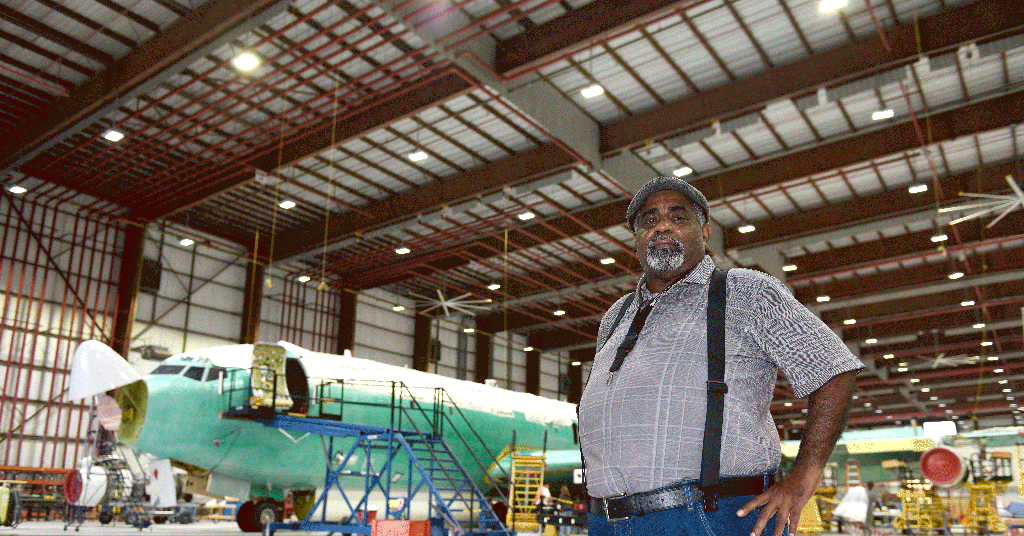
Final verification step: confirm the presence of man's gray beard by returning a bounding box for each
[646,237,686,272]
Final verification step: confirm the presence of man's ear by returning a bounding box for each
[701,223,711,246]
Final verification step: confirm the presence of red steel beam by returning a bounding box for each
[688,90,1024,202]
[601,0,1024,152]
[494,0,710,74]
[0,0,287,171]
[274,143,579,258]
[725,160,1022,251]
[111,225,145,357]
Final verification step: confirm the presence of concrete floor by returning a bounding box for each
[4,520,555,535]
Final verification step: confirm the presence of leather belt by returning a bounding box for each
[589,473,776,521]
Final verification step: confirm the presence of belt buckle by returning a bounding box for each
[603,493,629,522]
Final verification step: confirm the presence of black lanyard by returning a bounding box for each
[605,299,654,385]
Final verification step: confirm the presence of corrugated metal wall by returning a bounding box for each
[0,195,120,468]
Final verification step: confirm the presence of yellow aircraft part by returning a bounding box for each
[798,496,824,534]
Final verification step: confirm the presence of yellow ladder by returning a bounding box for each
[506,454,545,530]
[845,458,861,488]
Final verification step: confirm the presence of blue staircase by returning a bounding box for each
[223,376,513,536]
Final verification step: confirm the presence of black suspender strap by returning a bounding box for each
[597,292,636,351]
[699,267,729,511]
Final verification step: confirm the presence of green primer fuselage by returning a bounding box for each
[131,356,579,498]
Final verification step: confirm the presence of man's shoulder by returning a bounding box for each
[602,293,634,323]
[724,267,780,294]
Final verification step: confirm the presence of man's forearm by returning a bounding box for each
[793,370,857,475]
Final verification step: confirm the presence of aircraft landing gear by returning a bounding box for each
[236,499,282,533]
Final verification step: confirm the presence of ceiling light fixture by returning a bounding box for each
[843,319,856,325]
[973,322,986,329]
[463,328,475,333]
[571,361,582,366]
[909,378,920,383]
[580,84,604,98]
[1004,388,1012,393]
[297,275,311,283]
[7,185,26,194]
[278,200,296,210]
[738,224,756,234]
[948,272,964,280]
[865,338,877,344]
[871,109,895,121]
[395,246,411,255]
[673,166,692,177]
[518,212,535,221]
[784,402,793,407]
[600,257,615,265]
[898,367,908,372]
[961,300,975,307]
[782,264,797,272]
[392,305,405,312]
[995,368,1005,373]
[553,309,566,316]
[981,341,993,347]
[179,238,194,247]
[908,184,929,194]
[487,283,501,290]
[232,52,260,71]
[103,130,124,142]
[408,150,429,162]
[523,346,534,352]
[987,356,999,361]
[818,0,848,12]
[883,354,894,359]
[921,387,930,392]
[816,295,830,303]
[930,234,948,242]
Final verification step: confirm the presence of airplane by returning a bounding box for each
[67,340,583,533]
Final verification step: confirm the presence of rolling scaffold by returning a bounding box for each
[222,344,514,536]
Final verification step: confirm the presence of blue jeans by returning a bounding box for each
[588,478,789,536]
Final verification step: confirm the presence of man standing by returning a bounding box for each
[578,176,862,536]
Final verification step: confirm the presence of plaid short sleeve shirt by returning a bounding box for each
[578,256,863,498]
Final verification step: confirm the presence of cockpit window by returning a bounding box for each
[151,364,185,375]
[205,366,227,382]
[182,367,206,381]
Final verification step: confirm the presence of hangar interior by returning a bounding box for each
[1,0,1024,532]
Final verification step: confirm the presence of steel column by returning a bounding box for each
[111,224,144,358]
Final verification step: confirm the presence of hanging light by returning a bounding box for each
[487,283,501,290]
[7,185,27,194]
[297,275,311,283]
[278,200,296,209]
[580,84,604,98]
[232,52,260,71]
[395,246,411,255]
[408,151,428,162]
[179,238,194,247]
[103,130,125,142]
[673,166,692,177]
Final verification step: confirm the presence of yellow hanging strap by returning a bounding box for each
[265,118,287,289]
[319,73,343,292]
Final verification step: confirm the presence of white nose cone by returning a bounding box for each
[68,340,141,400]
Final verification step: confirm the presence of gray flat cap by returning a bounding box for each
[626,176,709,232]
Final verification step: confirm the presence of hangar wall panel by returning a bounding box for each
[353,288,414,367]
[0,195,120,469]
[259,276,345,354]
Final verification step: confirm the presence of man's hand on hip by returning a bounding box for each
[735,467,820,536]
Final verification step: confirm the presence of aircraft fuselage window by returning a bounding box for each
[151,364,185,375]
[205,366,227,382]
[182,366,206,381]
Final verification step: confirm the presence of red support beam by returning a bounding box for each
[111,225,145,357]
[601,0,1024,152]
[725,160,1022,250]
[495,0,709,74]
[474,326,492,384]
[689,91,1024,202]
[0,0,288,172]
[336,291,357,355]
[275,143,578,259]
